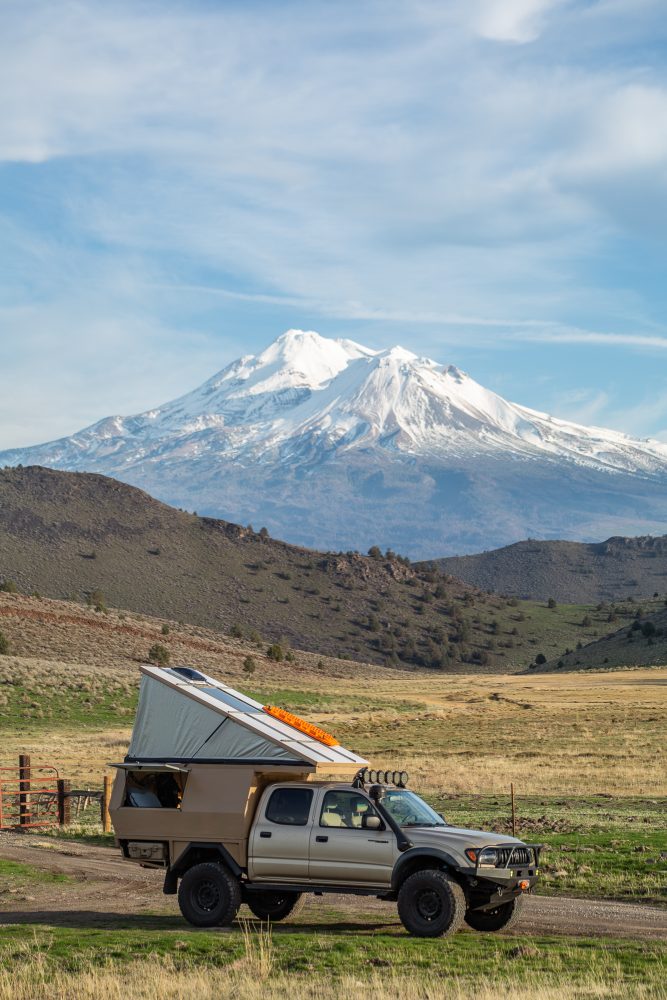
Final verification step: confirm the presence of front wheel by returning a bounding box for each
[245,890,305,922]
[178,861,242,927]
[465,895,523,932]
[397,869,465,938]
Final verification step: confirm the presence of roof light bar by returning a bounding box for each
[353,767,409,788]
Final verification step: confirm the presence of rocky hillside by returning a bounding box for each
[1,467,633,673]
[431,536,667,603]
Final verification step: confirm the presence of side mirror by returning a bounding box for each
[363,814,382,830]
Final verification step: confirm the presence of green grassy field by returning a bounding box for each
[0,920,665,999]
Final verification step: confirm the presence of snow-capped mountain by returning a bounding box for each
[3,329,667,557]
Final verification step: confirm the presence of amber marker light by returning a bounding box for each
[263,704,340,746]
[464,849,478,862]
[519,880,530,891]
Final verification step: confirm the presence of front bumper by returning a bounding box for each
[459,842,543,901]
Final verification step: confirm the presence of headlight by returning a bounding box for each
[478,848,499,865]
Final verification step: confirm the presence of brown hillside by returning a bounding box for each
[0,466,524,671]
[431,536,667,603]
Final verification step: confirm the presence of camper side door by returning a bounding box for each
[248,784,313,880]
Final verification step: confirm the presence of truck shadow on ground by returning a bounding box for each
[0,911,400,934]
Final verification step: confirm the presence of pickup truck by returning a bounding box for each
[110,667,541,937]
[115,769,541,938]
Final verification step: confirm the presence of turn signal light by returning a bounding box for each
[465,849,478,862]
[519,879,530,891]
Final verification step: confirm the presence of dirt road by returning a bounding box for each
[1,832,666,940]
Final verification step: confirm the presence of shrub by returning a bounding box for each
[641,621,657,638]
[581,615,592,627]
[0,631,9,655]
[266,643,284,662]
[161,624,170,636]
[243,656,256,675]
[148,643,170,666]
[0,579,18,593]
[230,623,243,639]
[535,653,547,665]
[86,588,107,613]
[368,546,382,560]
[547,597,557,609]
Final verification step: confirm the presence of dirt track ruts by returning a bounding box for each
[1,833,666,940]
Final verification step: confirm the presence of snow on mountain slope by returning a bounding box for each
[2,329,666,556]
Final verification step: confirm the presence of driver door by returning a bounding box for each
[308,789,395,885]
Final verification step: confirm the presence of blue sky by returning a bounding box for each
[1,0,667,448]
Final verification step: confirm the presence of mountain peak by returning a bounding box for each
[1,329,667,558]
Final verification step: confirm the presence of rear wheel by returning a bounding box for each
[397,869,465,938]
[245,890,305,922]
[465,895,523,932]
[178,862,241,927]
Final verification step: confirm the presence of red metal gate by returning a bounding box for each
[0,757,61,830]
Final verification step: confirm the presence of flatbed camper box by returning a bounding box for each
[109,665,367,869]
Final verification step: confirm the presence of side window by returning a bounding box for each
[265,787,313,826]
[320,791,379,829]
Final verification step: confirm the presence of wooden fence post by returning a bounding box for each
[511,782,516,838]
[57,779,71,826]
[18,754,31,829]
[101,775,112,833]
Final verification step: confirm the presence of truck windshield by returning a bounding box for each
[380,789,445,828]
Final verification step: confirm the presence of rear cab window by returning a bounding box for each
[265,787,313,825]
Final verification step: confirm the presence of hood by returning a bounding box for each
[407,826,525,851]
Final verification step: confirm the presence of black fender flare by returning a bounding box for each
[169,842,243,879]
[391,848,463,891]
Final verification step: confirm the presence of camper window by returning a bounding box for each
[125,771,186,809]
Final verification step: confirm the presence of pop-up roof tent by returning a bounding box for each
[126,665,368,773]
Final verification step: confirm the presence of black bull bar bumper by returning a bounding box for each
[463,843,543,908]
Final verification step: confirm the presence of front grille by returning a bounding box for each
[495,847,531,867]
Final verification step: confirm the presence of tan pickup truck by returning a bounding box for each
[111,666,541,938]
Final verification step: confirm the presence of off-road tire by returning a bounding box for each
[178,861,242,927]
[397,869,466,938]
[244,890,305,922]
[464,895,523,932]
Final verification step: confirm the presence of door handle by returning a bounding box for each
[369,839,389,844]
[316,835,328,843]
[260,831,272,839]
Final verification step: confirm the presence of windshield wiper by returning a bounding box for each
[402,821,446,828]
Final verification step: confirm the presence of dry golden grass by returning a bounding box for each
[1,649,665,795]
[1,965,664,1000]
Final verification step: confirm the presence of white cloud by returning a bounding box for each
[472,0,565,42]
[517,329,667,351]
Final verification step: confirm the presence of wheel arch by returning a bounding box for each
[391,848,462,891]
[170,842,243,879]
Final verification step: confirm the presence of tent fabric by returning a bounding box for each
[127,676,295,762]
[126,665,368,768]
